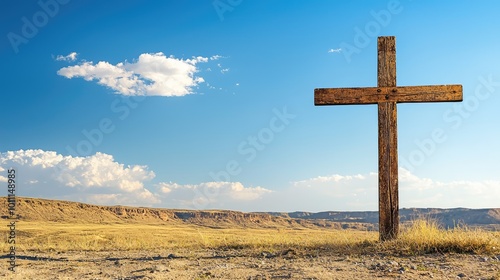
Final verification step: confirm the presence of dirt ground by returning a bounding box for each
[1,249,499,280]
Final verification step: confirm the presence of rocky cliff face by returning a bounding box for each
[2,197,499,230]
[268,208,500,229]
[0,197,346,229]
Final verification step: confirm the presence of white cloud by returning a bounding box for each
[328,48,342,53]
[0,149,271,210]
[275,168,500,212]
[293,173,367,186]
[57,52,220,97]
[275,172,379,211]
[398,168,500,208]
[214,61,230,74]
[0,149,158,206]
[2,150,498,212]
[56,52,78,61]
[156,181,272,209]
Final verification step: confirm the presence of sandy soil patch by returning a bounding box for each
[2,249,499,279]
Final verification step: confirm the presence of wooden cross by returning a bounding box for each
[314,36,462,241]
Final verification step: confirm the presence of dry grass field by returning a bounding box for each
[0,221,373,253]
[1,198,499,279]
[1,219,499,254]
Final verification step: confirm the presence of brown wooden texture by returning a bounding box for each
[377,36,399,241]
[314,85,463,105]
[313,36,463,241]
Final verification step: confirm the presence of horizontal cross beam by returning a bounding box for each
[315,85,462,105]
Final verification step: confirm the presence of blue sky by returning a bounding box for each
[1,0,499,212]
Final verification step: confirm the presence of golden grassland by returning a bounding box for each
[1,219,499,256]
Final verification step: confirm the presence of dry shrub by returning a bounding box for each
[378,218,500,255]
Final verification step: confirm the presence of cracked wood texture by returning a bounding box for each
[313,36,463,241]
[377,36,398,241]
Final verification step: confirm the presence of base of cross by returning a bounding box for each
[314,36,462,241]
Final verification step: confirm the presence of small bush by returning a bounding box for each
[378,218,500,255]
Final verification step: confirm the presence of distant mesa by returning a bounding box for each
[1,197,499,231]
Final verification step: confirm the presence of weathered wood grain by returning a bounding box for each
[313,36,463,241]
[377,36,399,241]
[314,85,463,105]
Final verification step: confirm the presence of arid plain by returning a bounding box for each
[1,197,499,279]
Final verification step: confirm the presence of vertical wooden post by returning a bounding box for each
[377,36,399,241]
[314,36,462,241]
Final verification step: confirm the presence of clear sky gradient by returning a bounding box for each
[1,0,499,212]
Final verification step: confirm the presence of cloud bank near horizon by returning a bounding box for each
[1,149,498,212]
